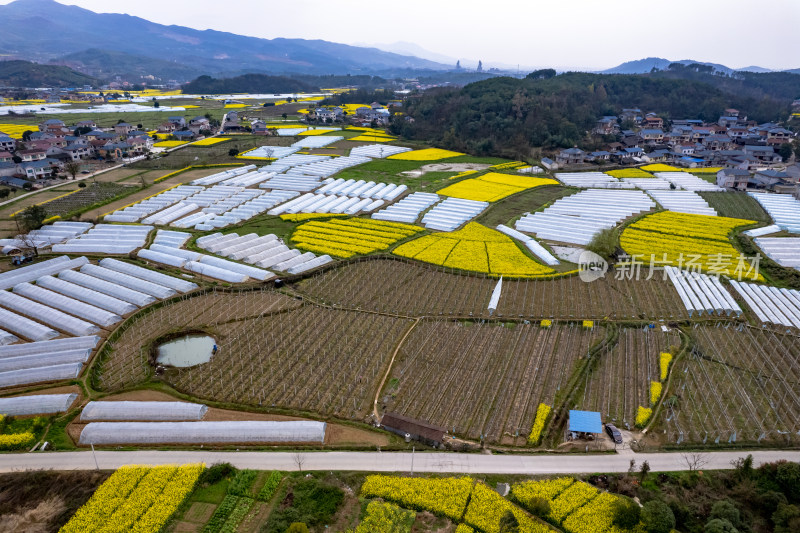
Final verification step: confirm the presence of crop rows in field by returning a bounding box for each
[661,325,800,444]
[698,191,771,223]
[579,328,680,430]
[295,258,691,320]
[96,288,302,390]
[39,183,137,217]
[169,307,412,419]
[383,320,605,445]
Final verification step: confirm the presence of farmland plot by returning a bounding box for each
[168,307,412,419]
[661,325,800,444]
[383,320,605,444]
[295,258,691,320]
[36,183,139,218]
[96,288,302,391]
[578,328,680,430]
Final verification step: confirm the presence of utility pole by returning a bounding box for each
[90,443,99,470]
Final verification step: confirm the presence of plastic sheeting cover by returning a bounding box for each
[98,258,197,293]
[81,401,208,421]
[0,335,99,358]
[79,420,327,444]
[0,363,83,389]
[0,393,78,415]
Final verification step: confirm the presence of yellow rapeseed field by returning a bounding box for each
[437,173,557,202]
[393,222,556,278]
[387,148,465,161]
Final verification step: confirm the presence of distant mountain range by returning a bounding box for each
[0,59,97,88]
[0,0,449,81]
[601,57,800,75]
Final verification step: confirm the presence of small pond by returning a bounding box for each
[156,334,216,368]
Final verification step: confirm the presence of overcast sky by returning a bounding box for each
[6,0,800,70]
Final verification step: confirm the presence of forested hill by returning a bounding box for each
[182,74,318,95]
[0,60,98,88]
[391,73,795,158]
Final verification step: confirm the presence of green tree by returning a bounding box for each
[18,204,47,232]
[282,113,288,120]
[64,160,81,180]
[778,143,794,161]
[498,510,520,533]
[710,500,740,528]
[773,503,800,533]
[285,523,309,533]
[776,461,800,500]
[153,101,160,108]
[704,518,739,533]
[21,130,33,141]
[586,228,619,259]
[639,460,651,483]
[612,497,642,529]
[527,496,551,518]
[641,500,675,533]
[0,188,9,199]
[228,148,240,157]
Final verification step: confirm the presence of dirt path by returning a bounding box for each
[373,318,420,421]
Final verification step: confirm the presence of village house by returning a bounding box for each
[716,168,751,190]
[114,123,135,135]
[168,116,187,128]
[556,147,586,166]
[157,122,177,134]
[0,134,16,152]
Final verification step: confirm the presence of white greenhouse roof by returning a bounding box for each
[79,420,327,445]
[0,393,78,416]
[81,401,208,421]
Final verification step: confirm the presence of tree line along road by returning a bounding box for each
[0,450,798,474]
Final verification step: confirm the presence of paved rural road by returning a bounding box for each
[0,450,798,474]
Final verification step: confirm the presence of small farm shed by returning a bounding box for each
[569,410,603,438]
[381,412,447,448]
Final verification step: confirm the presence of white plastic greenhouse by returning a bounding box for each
[372,192,439,223]
[136,249,187,268]
[0,336,99,358]
[745,225,781,238]
[0,393,78,415]
[291,135,343,149]
[754,237,800,269]
[0,255,88,290]
[422,198,488,231]
[515,189,655,246]
[153,230,192,248]
[197,256,275,281]
[664,267,741,317]
[80,401,208,421]
[185,261,248,283]
[0,307,58,341]
[12,283,122,327]
[80,265,177,299]
[52,225,154,254]
[36,276,138,316]
[647,190,717,216]
[495,225,560,266]
[0,329,18,345]
[286,255,333,274]
[58,270,157,307]
[0,363,84,389]
[349,144,412,158]
[79,420,327,444]
[241,146,300,159]
[555,172,621,188]
[0,349,90,373]
[749,193,800,233]
[730,281,800,329]
[654,172,722,191]
[98,258,198,293]
[0,290,99,337]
